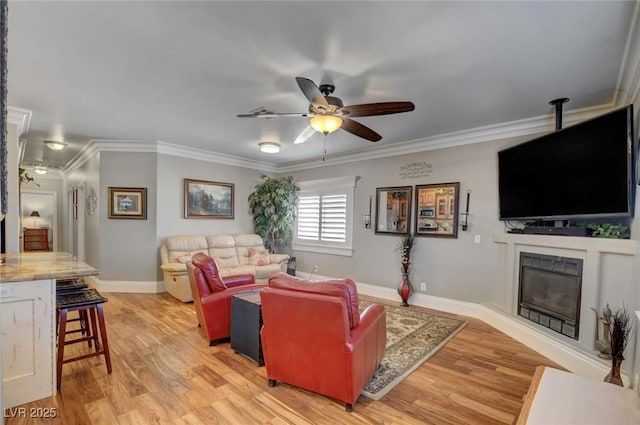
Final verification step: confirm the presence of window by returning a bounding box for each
[293,176,356,256]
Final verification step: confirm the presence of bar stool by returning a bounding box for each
[56,278,90,344]
[56,288,112,389]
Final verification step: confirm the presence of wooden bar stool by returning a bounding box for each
[56,289,112,389]
[56,278,90,345]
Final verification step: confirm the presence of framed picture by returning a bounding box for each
[108,187,147,219]
[375,186,412,235]
[184,179,234,219]
[414,182,459,238]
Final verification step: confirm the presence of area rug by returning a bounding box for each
[360,299,468,400]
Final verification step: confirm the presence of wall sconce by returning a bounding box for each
[460,189,471,231]
[364,195,372,228]
[87,188,97,216]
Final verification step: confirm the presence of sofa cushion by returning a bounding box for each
[268,272,360,328]
[165,236,208,263]
[254,263,282,280]
[233,234,267,265]
[207,235,240,268]
[191,253,227,292]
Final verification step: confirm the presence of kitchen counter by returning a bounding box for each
[0,251,98,282]
[1,251,99,413]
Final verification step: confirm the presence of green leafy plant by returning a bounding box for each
[587,223,629,239]
[18,167,39,186]
[248,174,298,253]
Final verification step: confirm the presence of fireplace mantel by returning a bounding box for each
[493,233,640,380]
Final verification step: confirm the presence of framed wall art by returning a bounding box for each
[108,187,147,219]
[184,179,234,219]
[375,186,412,235]
[414,182,459,238]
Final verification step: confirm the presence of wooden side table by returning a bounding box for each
[23,228,49,251]
[230,291,263,366]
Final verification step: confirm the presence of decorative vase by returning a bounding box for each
[604,355,624,386]
[398,263,412,307]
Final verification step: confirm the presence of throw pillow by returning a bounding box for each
[249,247,270,266]
[177,251,198,263]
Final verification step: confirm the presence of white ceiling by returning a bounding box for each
[8,1,640,171]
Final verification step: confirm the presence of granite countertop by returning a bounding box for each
[0,252,99,283]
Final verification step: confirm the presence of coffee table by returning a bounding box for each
[230,290,263,366]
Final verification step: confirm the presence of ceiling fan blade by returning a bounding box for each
[237,112,308,118]
[341,101,415,117]
[295,77,329,108]
[341,118,382,142]
[293,125,316,144]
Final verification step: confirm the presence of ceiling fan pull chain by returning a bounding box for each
[322,136,327,162]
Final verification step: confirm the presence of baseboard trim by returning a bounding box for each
[91,278,166,294]
[346,277,616,381]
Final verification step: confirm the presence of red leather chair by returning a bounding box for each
[187,252,265,345]
[260,272,386,411]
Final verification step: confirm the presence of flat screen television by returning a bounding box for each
[498,105,635,221]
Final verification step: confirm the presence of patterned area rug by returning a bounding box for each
[360,299,468,400]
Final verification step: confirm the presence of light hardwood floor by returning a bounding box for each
[5,292,561,425]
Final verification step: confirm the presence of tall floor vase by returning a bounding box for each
[398,263,412,307]
[603,355,624,386]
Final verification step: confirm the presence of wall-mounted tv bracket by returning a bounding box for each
[549,97,570,131]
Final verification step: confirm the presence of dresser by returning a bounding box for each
[23,228,49,252]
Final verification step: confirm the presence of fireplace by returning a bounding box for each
[518,252,583,340]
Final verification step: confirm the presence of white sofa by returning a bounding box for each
[160,234,289,302]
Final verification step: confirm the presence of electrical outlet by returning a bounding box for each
[0,286,13,298]
[420,282,426,291]
[474,234,481,244]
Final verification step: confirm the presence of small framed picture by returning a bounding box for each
[415,182,459,238]
[184,179,234,219]
[108,187,147,219]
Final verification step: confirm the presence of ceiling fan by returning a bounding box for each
[237,77,415,144]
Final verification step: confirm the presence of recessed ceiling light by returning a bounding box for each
[259,142,280,154]
[44,140,67,151]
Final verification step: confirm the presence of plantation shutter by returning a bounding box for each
[320,194,347,242]
[297,195,320,240]
[297,194,347,242]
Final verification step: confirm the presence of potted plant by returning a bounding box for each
[248,174,298,253]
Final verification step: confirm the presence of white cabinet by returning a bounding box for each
[1,279,55,408]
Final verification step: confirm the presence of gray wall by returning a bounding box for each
[286,133,587,308]
[98,152,158,281]
[155,154,267,279]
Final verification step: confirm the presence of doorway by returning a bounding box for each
[20,190,58,252]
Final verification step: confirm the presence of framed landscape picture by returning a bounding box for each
[184,179,234,219]
[108,187,147,219]
[414,182,459,238]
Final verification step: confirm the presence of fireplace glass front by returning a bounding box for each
[518,252,583,340]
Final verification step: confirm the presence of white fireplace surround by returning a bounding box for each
[493,233,639,382]
[298,233,640,387]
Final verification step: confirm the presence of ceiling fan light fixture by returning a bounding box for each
[34,165,47,175]
[310,115,343,135]
[44,140,67,151]
[259,142,280,154]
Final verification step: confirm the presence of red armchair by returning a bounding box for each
[187,252,265,345]
[260,272,386,411]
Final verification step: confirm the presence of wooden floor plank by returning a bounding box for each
[5,292,563,425]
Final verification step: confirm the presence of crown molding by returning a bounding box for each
[156,141,276,173]
[614,0,640,106]
[276,102,617,173]
[7,106,32,135]
[61,139,277,178]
